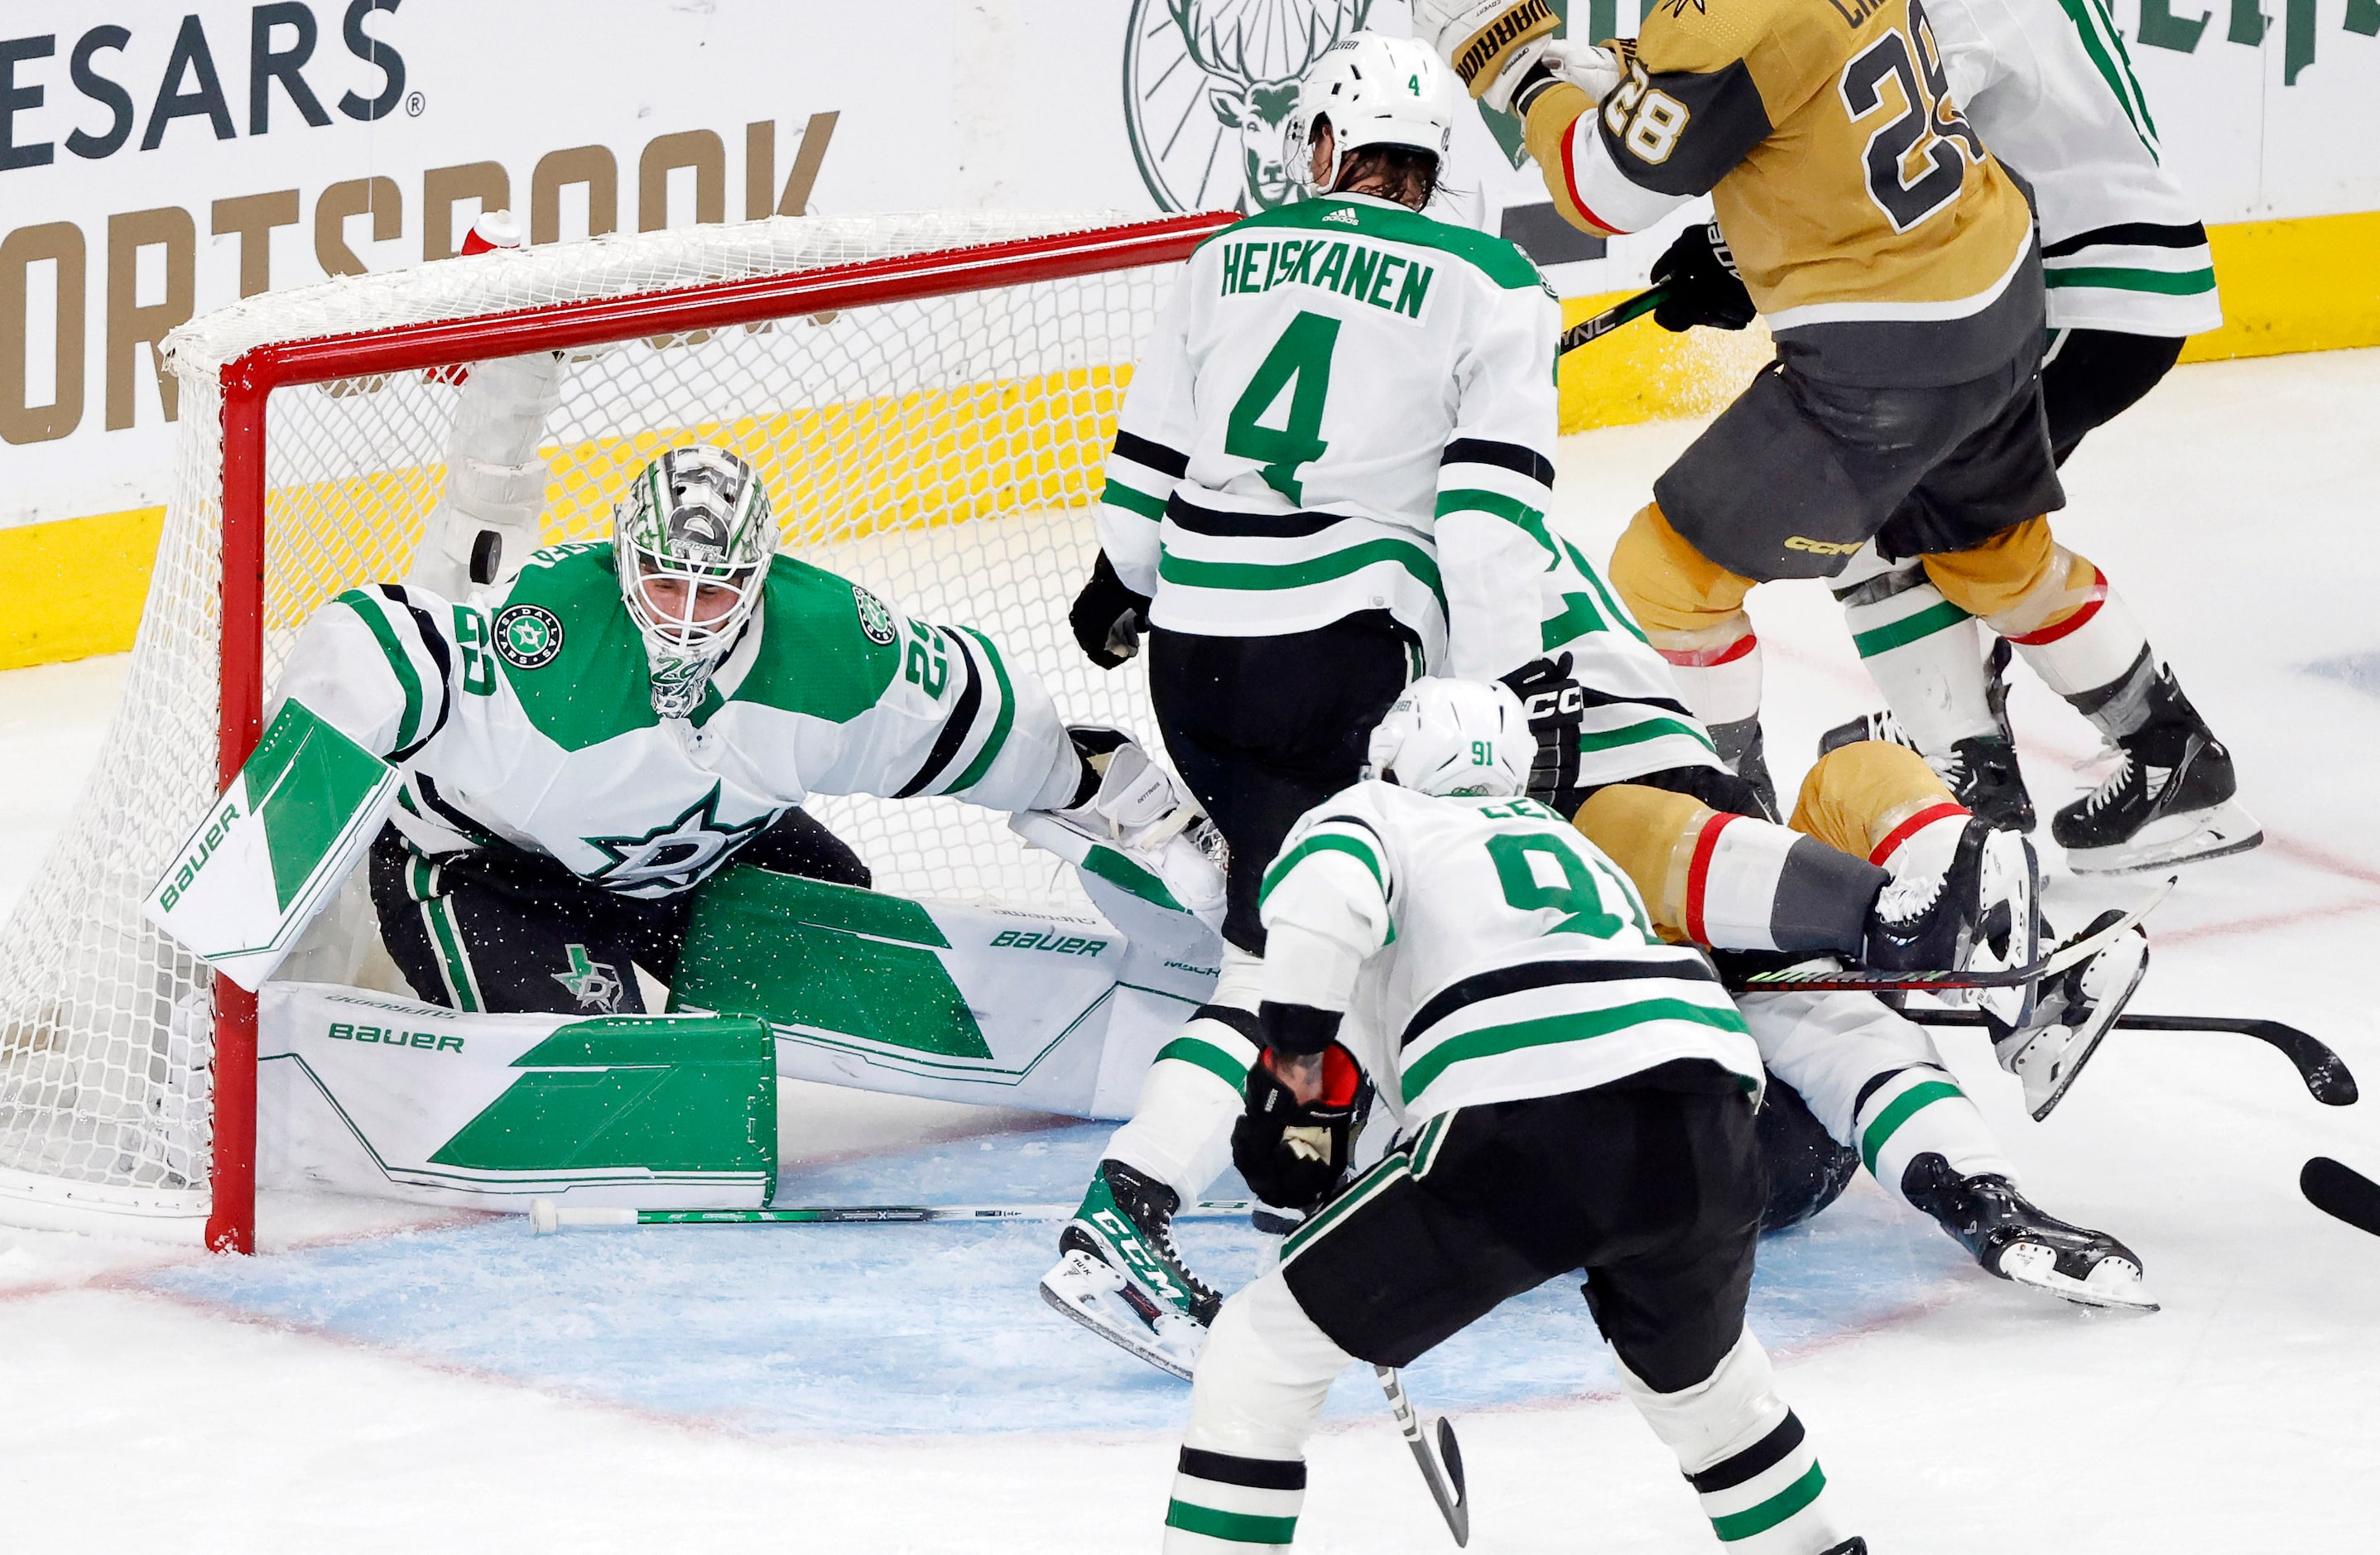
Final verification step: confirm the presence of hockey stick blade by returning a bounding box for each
[1557,286,1666,355]
[527,1199,1253,1233]
[1732,875,2174,995]
[1911,1010,2357,1106]
[2302,1157,2380,1235]
[1378,1365,1469,1547]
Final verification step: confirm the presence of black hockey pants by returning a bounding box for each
[1277,1059,1765,1392]
[2041,327,2185,466]
[369,808,869,1015]
[1148,611,1419,953]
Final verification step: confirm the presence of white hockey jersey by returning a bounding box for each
[1099,191,1719,786]
[271,542,1077,898]
[1928,0,2220,336]
[1098,191,1561,682]
[1257,781,1760,1128]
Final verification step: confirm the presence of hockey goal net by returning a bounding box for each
[0,209,1231,1250]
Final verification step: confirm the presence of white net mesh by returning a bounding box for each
[0,211,1190,1231]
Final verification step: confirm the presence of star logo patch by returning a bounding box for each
[582,783,767,893]
[551,944,626,1012]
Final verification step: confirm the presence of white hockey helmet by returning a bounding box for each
[613,445,778,715]
[1284,32,1454,200]
[1364,677,1535,799]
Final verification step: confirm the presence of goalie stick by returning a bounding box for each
[528,1199,1253,1232]
[1911,1010,2357,1107]
[1378,1365,1470,1548]
[1729,876,2174,995]
[1556,286,1667,355]
[2301,1157,2380,1236]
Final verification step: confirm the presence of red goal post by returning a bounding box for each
[0,209,1235,1254]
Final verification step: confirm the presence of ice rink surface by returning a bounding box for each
[2,348,2378,1550]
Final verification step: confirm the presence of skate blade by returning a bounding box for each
[1038,1253,1200,1380]
[2064,801,2263,875]
[1998,1243,2161,1312]
[1971,830,2042,1028]
[2024,928,2151,1121]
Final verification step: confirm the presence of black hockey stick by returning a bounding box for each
[1378,1365,1469,1547]
[1911,1010,2358,1107]
[1557,286,1668,355]
[2302,1157,2380,1235]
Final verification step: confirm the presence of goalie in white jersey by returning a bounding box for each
[272,442,1206,1015]
[1163,679,1864,1555]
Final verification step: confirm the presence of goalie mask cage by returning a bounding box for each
[0,209,1233,1253]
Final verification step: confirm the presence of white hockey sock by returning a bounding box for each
[1103,948,1263,1203]
[1836,559,1997,750]
[1166,1273,1346,1550]
[1621,1329,1854,1553]
[1853,1065,2016,1201]
[1654,618,1764,729]
[1875,809,1969,875]
[2003,573,2157,737]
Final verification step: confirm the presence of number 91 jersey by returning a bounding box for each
[1257,781,1760,1129]
[1095,192,1562,682]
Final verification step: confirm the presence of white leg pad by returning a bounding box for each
[1184,1269,1349,1461]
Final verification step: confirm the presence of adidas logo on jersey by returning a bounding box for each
[1322,207,1360,226]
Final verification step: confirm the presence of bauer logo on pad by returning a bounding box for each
[143,700,399,991]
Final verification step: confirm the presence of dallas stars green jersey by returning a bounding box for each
[271,543,1079,898]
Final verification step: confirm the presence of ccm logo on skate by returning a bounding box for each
[155,800,243,911]
[1785,536,1864,556]
[327,1023,464,1052]
[989,929,1109,956]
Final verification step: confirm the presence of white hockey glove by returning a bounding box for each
[1013,729,1224,929]
[1540,39,1625,104]
[1412,0,1560,112]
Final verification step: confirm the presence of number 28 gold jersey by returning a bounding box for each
[1524,0,2041,383]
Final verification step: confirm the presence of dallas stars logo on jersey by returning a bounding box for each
[551,944,627,1013]
[583,782,769,893]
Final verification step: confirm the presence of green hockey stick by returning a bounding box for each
[527,1198,1253,1233]
[1557,285,1668,356]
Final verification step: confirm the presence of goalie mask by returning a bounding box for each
[1284,33,1454,200]
[614,445,778,717]
[1364,677,1533,798]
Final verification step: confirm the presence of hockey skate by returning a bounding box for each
[1820,711,2034,834]
[1864,815,2041,1025]
[1900,1152,2158,1312]
[1038,1159,1221,1379]
[2055,669,2262,873]
[1991,908,2152,1120]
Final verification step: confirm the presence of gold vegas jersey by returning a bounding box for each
[1524,0,2042,383]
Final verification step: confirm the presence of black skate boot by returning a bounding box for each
[2055,667,2262,873]
[1819,642,2036,832]
[1901,1152,2158,1311]
[1710,715,1780,821]
[1039,1159,1220,1378]
[1990,907,2151,1121]
[1863,816,2041,1024]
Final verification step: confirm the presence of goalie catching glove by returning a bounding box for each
[1232,1028,1369,1212]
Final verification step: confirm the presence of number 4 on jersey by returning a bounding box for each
[1226,310,1339,504]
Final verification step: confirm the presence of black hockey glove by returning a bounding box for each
[1070,551,1152,669]
[1651,221,1756,334]
[1233,1037,1368,1212]
[1499,652,1586,806]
